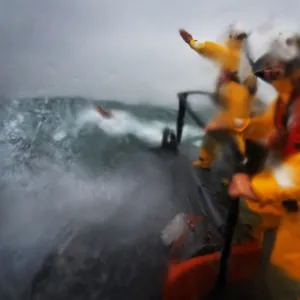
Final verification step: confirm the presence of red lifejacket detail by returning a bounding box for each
[267,91,300,157]
[216,71,240,90]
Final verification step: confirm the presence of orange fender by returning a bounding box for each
[163,240,262,300]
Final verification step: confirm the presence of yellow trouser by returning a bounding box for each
[241,200,300,300]
[198,130,245,168]
[266,265,300,300]
[198,134,218,168]
[244,159,300,300]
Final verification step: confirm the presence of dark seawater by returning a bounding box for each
[0,96,206,299]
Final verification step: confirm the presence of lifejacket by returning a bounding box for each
[216,70,240,89]
[216,70,257,95]
[268,90,300,158]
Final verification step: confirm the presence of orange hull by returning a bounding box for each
[163,240,262,300]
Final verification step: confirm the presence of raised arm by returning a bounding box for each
[179,29,228,63]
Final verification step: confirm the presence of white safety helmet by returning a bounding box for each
[227,22,249,40]
[270,30,300,62]
[244,20,300,81]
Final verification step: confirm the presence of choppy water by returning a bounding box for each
[0,95,214,299]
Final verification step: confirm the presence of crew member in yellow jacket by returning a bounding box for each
[179,23,258,169]
[206,25,300,300]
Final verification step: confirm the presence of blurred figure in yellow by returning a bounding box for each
[179,23,258,169]
[207,23,300,300]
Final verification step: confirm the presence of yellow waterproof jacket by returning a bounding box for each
[249,153,300,281]
[227,75,297,142]
[189,40,239,72]
[188,39,257,120]
[229,91,300,281]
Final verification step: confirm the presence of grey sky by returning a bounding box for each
[0,0,298,103]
